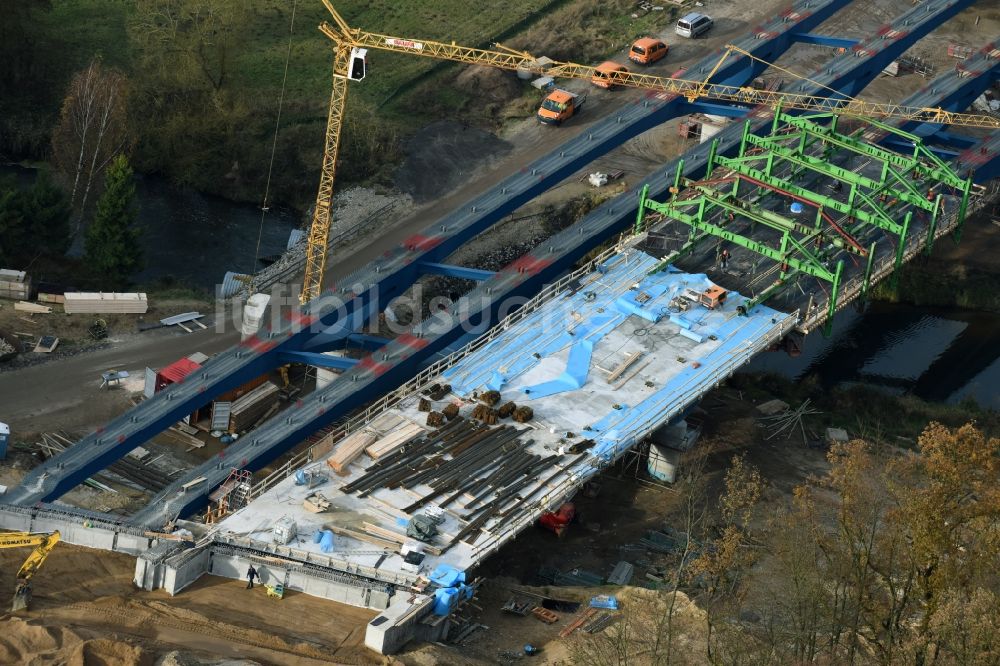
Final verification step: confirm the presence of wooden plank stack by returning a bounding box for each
[0,269,30,300]
[228,382,280,432]
[326,430,378,474]
[365,422,424,460]
[14,301,51,314]
[63,292,148,314]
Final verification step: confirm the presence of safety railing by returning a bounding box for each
[211,533,417,587]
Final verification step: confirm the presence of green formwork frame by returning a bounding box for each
[636,110,973,328]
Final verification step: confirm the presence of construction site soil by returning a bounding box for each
[0,544,383,666]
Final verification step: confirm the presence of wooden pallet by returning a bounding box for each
[532,607,559,624]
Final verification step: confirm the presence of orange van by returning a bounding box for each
[591,61,629,89]
[537,89,582,125]
[629,38,669,65]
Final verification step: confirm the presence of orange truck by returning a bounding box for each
[537,89,586,125]
[591,60,629,88]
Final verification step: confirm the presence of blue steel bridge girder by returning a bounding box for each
[346,333,393,351]
[5,0,853,510]
[923,131,977,150]
[681,101,753,118]
[792,32,860,49]
[278,351,358,370]
[130,0,997,529]
[418,262,497,281]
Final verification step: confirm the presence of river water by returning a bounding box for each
[2,165,299,289]
[747,301,1000,410]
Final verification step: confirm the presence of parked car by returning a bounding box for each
[676,12,714,38]
[629,37,669,65]
[591,61,630,89]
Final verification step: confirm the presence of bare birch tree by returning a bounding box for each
[51,58,129,230]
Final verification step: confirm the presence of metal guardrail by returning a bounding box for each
[212,534,415,587]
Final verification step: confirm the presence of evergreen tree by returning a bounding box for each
[84,154,142,288]
[24,171,72,256]
[0,171,71,267]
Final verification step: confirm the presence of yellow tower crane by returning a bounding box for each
[300,0,1000,303]
[1,530,61,611]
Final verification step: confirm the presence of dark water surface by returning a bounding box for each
[747,301,1000,410]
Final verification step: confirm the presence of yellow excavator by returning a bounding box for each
[1,530,60,611]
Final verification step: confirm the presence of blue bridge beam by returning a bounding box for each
[682,101,752,118]
[419,262,497,281]
[278,351,358,370]
[923,131,978,150]
[793,33,859,49]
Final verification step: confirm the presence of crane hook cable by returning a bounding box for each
[250,0,299,291]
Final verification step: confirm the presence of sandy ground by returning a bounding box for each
[0,543,385,666]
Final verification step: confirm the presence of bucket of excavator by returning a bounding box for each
[11,581,31,612]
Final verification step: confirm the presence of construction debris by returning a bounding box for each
[425,383,451,400]
[228,382,280,433]
[512,406,534,423]
[36,431,170,493]
[64,292,148,314]
[33,336,59,353]
[607,561,635,585]
[761,399,821,442]
[755,398,789,416]
[583,612,616,634]
[160,312,207,332]
[303,492,332,513]
[470,404,498,424]
[501,598,533,616]
[441,403,460,420]
[826,427,849,446]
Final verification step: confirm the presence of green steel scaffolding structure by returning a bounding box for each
[636,110,973,327]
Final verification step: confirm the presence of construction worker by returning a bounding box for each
[720,248,731,270]
[246,564,259,589]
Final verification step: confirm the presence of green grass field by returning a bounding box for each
[12,0,664,206]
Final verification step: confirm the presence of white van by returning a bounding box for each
[676,13,713,38]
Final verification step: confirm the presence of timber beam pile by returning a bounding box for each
[340,416,590,552]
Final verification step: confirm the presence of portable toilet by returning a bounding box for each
[0,422,9,460]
